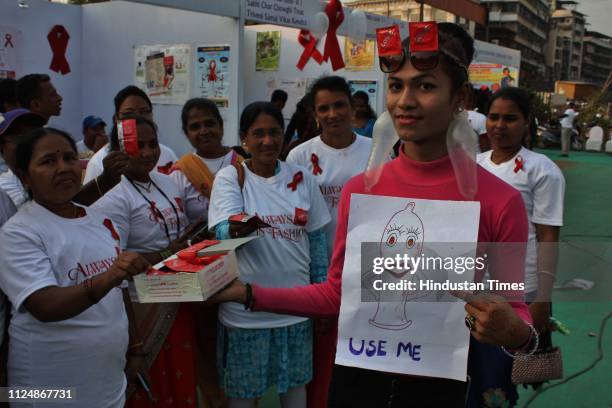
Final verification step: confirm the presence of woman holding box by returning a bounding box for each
[92,116,200,408]
[213,23,535,407]
[208,102,331,408]
[0,128,150,407]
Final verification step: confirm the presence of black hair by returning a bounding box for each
[15,74,50,110]
[352,91,377,120]
[239,102,284,135]
[181,98,223,134]
[113,85,152,114]
[109,115,158,151]
[487,87,532,120]
[309,76,352,104]
[271,89,288,103]
[0,78,18,113]
[15,127,77,175]
[400,22,474,92]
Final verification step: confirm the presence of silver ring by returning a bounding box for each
[465,315,476,331]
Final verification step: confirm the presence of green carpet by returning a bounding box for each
[260,148,612,408]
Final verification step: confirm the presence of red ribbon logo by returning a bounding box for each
[296,30,324,71]
[4,34,14,48]
[157,161,173,174]
[287,171,304,191]
[149,201,161,222]
[311,153,323,175]
[322,0,345,71]
[208,60,217,82]
[174,197,185,213]
[103,218,121,242]
[514,156,524,173]
[47,25,71,75]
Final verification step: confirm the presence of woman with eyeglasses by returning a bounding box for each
[92,116,200,408]
[0,128,150,407]
[168,98,244,407]
[212,23,533,407]
[208,102,331,408]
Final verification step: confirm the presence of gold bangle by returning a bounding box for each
[128,341,144,350]
[94,177,103,196]
[537,270,556,281]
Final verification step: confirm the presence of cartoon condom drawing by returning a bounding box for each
[368,202,425,330]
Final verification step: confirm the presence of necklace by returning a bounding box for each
[132,179,153,193]
[204,152,228,175]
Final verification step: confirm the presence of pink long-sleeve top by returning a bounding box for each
[252,149,532,323]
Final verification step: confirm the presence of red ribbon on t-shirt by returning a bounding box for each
[47,25,71,75]
[514,156,524,173]
[174,197,184,213]
[296,30,324,71]
[4,34,14,48]
[208,61,217,82]
[103,218,121,242]
[149,201,161,221]
[322,0,345,71]
[287,171,304,191]
[157,161,173,174]
[311,153,323,175]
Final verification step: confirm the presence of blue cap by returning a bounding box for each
[0,108,46,136]
[82,115,106,131]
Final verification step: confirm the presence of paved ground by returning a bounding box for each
[260,149,612,408]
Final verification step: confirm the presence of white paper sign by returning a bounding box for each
[336,194,480,381]
[0,26,22,79]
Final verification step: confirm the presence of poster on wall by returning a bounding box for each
[134,44,191,105]
[469,40,521,92]
[256,31,281,71]
[196,45,231,108]
[266,77,313,121]
[0,26,23,79]
[349,80,378,111]
[345,39,375,71]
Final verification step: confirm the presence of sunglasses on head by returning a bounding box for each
[379,48,468,75]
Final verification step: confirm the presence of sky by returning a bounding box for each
[574,0,612,37]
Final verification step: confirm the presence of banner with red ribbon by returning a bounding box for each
[47,25,71,75]
[322,0,345,71]
[296,30,324,71]
[0,26,22,79]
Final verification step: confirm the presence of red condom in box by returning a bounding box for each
[376,25,403,57]
[293,208,308,226]
[117,119,139,157]
[409,22,438,52]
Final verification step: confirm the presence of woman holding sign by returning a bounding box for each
[0,128,150,407]
[208,102,331,408]
[92,116,201,408]
[213,23,534,407]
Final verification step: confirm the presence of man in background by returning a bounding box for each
[15,74,63,125]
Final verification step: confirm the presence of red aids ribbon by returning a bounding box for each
[287,171,304,191]
[4,34,14,48]
[150,201,160,221]
[311,153,323,175]
[296,30,324,71]
[322,0,345,71]
[514,156,524,173]
[103,218,121,242]
[174,197,184,213]
[157,161,173,174]
[47,25,71,75]
[208,60,217,82]
[409,22,438,52]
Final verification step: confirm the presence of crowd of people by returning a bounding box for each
[0,21,565,408]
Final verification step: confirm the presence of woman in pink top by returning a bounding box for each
[214,23,533,407]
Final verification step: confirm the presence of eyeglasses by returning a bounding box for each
[379,48,469,77]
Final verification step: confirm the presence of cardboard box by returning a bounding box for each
[132,237,256,303]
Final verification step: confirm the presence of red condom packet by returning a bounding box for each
[118,119,139,157]
[293,208,308,226]
[376,25,403,57]
[229,213,271,229]
[409,22,438,52]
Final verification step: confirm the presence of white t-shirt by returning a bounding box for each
[0,188,16,348]
[209,161,331,329]
[560,108,578,129]
[0,155,8,174]
[169,150,235,224]
[76,140,94,160]
[286,135,372,258]
[92,172,189,253]
[0,201,128,407]
[468,110,487,136]
[0,169,28,209]
[83,142,178,184]
[478,147,565,293]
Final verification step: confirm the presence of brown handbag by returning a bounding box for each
[511,346,563,384]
